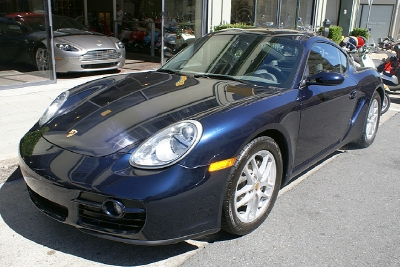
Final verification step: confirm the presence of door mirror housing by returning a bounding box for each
[307,72,344,86]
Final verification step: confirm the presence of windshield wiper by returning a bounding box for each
[158,69,181,75]
[193,73,242,82]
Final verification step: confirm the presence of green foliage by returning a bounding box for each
[20,127,49,156]
[318,25,343,44]
[20,130,42,157]
[214,23,252,32]
[351,28,370,39]
[328,26,343,44]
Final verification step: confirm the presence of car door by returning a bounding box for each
[294,42,358,169]
[0,19,25,62]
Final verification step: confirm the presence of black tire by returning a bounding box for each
[381,93,390,114]
[34,45,49,71]
[221,136,283,235]
[355,91,381,148]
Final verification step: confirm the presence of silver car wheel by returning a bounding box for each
[365,97,379,140]
[234,149,276,223]
[381,93,390,114]
[35,47,49,71]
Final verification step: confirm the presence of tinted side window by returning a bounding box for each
[338,49,347,73]
[307,43,345,76]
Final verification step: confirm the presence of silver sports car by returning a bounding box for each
[3,13,125,73]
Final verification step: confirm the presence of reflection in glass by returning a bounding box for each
[255,0,278,27]
[0,0,55,88]
[161,30,304,88]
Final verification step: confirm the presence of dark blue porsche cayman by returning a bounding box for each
[19,28,384,245]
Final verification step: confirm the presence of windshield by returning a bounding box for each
[161,31,304,88]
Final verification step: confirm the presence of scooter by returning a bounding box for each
[342,38,391,114]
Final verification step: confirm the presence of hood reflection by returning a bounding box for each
[42,72,273,157]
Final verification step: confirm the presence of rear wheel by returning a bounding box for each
[381,93,390,114]
[221,136,282,235]
[35,45,49,71]
[356,91,381,148]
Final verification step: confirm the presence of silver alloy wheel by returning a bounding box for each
[366,98,379,140]
[35,47,49,71]
[234,150,276,223]
[382,95,388,111]
[381,93,390,114]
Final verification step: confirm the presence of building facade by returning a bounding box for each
[1,0,400,88]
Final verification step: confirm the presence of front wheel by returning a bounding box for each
[355,91,381,148]
[34,45,49,72]
[221,136,283,236]
[381,93,391,114]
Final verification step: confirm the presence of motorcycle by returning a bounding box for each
[376,44,400,91]
[342,37,391,114]
[162,26,195,58]
[378,36,400,51]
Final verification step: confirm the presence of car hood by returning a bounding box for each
[54,31,116,49]
[42,72,278,157]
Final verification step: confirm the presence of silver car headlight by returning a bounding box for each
[56,43,79,51]
[39,91,69,126]
[115,41,125,49]
[130,120,203,169]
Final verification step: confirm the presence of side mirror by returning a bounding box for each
[307,72,344,86]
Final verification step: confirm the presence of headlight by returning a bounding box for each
[56,43,79,51]
[39,91,69,126]
[115,41,125,49]
[130,120,203,169]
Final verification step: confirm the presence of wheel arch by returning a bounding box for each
[254,129,291,187]
[375,85,385,108]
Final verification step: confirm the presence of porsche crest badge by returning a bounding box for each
[66,129,78,138]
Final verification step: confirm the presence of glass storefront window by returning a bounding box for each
[255,0,278,27]
[0,0,55,88]
[280,0,313,29]
[229,0,314,30]
[231,0,255,25]
[113,0,203,60]
[164,0,198,58]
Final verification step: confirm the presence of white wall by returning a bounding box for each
[208,0,232,32]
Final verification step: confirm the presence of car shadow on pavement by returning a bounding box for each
[56,69,121,79]
[0,176,202,266]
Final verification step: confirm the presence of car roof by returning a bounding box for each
[6,12,45,18]
[211,27,316,43]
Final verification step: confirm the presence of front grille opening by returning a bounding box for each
[27,186,68,221]
[81,62,119,69]
[80,50,120,61]
[77,192,146,234]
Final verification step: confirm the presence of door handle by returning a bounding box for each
[349,90,357,99]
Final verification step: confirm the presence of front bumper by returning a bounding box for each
[19,133,228,245]
[54,49,126,73]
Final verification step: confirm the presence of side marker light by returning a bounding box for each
[208,157,237,172]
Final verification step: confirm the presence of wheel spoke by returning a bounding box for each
[246,192,259,219]
[250,157,261,178]
[258,154,269,179]
[259,180,274,196]
[236,190,254,209]
[261,158,273,181]
[243,164,255,183]
[236,183,253,198]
